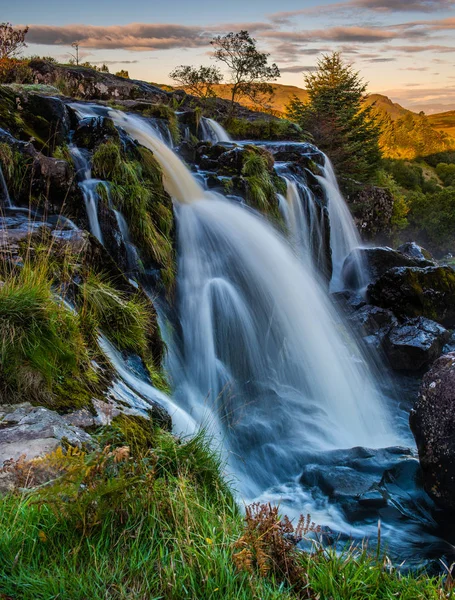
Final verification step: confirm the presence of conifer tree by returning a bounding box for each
[287,52,381,185]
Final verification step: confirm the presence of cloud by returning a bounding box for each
[26,23,211,51]
[92,60,139,65]
[269,0,454,21]
[263,26,402,44]
[368,57,396,62]
[279,65,318,73]
[399,66,429,70]
[393,44,455,53]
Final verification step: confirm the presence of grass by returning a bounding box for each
[0,421,450,600]
[0,261,98,410]
[92,140,175,288]
[242,149,281,220]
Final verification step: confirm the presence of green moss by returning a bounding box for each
[110,413,157,455]
[92,140,176,288]
[142,103,181,144]
[225,117,304,141]
[242,149,279,216]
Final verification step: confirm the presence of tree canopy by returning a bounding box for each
[286,52,381,185]
[0,22,29,60]
[210,30,280,114]
[169,64,223,99]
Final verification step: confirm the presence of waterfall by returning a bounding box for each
[97,108,396,493]
[0,163,12,208]
[316,156,366,292]
[69,145,104,244]
[200,117,232,143]
[276,167,329,276]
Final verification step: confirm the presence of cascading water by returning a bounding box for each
[316,156,367,292]
[69,145,104,244]
[200,117,232,143]
[276,166,329,277]
[103,109,397,496]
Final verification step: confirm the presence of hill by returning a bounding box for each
[428,110,455,139]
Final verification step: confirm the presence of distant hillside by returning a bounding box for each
[363,94,412,121]
[428,111,455,139]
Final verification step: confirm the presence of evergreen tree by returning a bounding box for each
[286,52,381,185]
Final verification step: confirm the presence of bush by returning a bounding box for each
[407,187,455,255]
[436,163,455,187]
[0,57,32,84]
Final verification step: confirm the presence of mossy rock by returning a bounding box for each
[368,265,455,326]
[110,413,171,455]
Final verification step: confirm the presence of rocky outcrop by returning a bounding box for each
[367,266,455,327]
[348,185,394,241]
[410,353,455,510]
[30,60,170,104]
[383,317,449,371]
[342,246,435,289]
[348,305,397,338]
[0,403,93,467]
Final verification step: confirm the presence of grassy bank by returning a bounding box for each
[0,420,450,600]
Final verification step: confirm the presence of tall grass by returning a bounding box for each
[0,420,450,600]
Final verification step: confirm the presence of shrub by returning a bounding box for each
[225,117,303,141]
[436,163,455,187]
[0,57,32,84]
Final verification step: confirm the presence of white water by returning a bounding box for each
[200,117,232,143]
[69,145,104,244]
[70,103,398,497]
[109,111,203,203]
[317,156,366,292]
[279,173,327,274]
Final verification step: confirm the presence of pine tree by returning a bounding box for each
[286,52,381,185]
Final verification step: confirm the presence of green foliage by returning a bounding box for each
[141,104,180,144]
[242,149,277,215]
[286,52,382,186]
[0,428,450,599]
[91,140,175,287]
[78,272,154,356]
[225,116,304,141]
[436,162,455,187]
[0,262,97,409]
[407,187,455,255]
[375,169,410,232]
[211,30,280,114]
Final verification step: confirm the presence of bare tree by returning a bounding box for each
[68,41,80,66]
[0,22,29,59]
[210,30,280,115]
[169,64,223,99]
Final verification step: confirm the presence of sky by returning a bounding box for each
[4,0,455,113]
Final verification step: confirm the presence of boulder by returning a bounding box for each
[397,242,434,263]
[368,266,455,327]
[348,305,397,338]
[410,353,455,510]
[348,185,394,241]
[72,115,120,150]
[383,317,449,371]
[0,403,93,466]
[342,246,434,289]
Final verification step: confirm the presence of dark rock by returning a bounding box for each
[348,305,397,337]
[397,242,435,263]
[384,317,449,371]
[343,246,434,289]
[410,353,455,510]
[300,464,377,498]
[72,115,120,150]
[348,185,394,241]
[368,266,455,327]
[331,290,366,313]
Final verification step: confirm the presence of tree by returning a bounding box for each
[210,30,280,115]
[169,64,223,99]
[286,52,381,185]
[68,41,80,66]
[0,22,29,59]
[116,69,129,79]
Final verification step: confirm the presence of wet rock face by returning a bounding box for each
[348,305,397,338]
[383,317,449,371]
[367,266,455,327]
[348,185,394,241]
[342,246,435,290]
[410,353,455,510]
